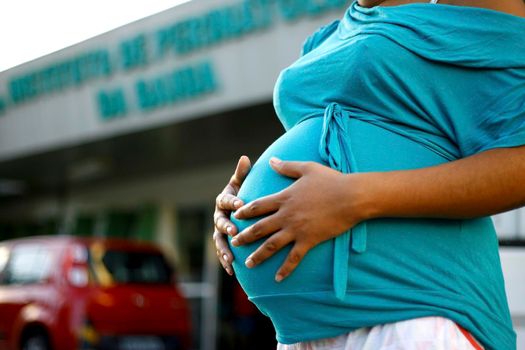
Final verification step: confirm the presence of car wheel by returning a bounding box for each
[21,333,51,350]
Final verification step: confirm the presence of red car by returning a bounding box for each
[0,236,191,350]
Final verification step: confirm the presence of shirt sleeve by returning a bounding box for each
[459,82,525,157]
[300,20,340,57]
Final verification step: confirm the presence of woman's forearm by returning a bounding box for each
[354,145,525,221]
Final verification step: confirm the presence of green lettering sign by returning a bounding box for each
[98,89,128,120]
[9,50,113,105]
[135,60,218,113]
[121,34,148,70]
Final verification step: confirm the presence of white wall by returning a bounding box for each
[500,248,525,350]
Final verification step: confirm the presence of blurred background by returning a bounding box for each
[0,0,524,349]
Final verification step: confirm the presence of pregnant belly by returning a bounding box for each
[229,117,453,299]
[229,117,334,298]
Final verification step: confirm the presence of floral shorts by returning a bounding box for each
[276,316,484,350]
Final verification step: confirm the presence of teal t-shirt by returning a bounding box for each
[230,2,525,349]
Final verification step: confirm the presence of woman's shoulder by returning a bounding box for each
[300,20,340,56]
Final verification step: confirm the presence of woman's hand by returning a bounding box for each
[231,157,370,282]
[212,155,252,276]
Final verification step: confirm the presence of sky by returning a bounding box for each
[0,0,191,73]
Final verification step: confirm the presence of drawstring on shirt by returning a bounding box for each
[319,102,368,301]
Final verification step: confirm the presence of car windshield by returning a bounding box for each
[99,250,173,285]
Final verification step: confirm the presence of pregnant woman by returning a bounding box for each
[213,0,525,349]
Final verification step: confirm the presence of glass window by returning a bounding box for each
[103,205,157,241]
[98,250,173,285]
[74,215,96,236]
[106,211,138,239]
[2,245,54,285]
[132,205,157,242]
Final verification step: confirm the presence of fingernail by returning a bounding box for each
[226,268,233,276]
[270,157,281,165]
[227,226,233,234]
[275,274,283,282]
[231,238,239,246]
[245,258,254,268]
[223,254,229,263]
[233,200,241,208]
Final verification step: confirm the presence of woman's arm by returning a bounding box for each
[231,145,525,281]
[361,145,525,220]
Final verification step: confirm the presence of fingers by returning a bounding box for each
[213,231,234,276]
[213,209,238,236]
[213,155,252,235]
[242,229,311,282]
[230,155,252,192]
[233,193,281,220]
[231,213,281,246]
[243,231,292,270]
[269,157,312,179]
[215,155,252,215]
[275,244,310,282]
[216,192,244,211]
[212,156,252,276]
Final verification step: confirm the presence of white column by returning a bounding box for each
[59,202,77,236]
[201,205,218,350]
[155,202,179,264]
